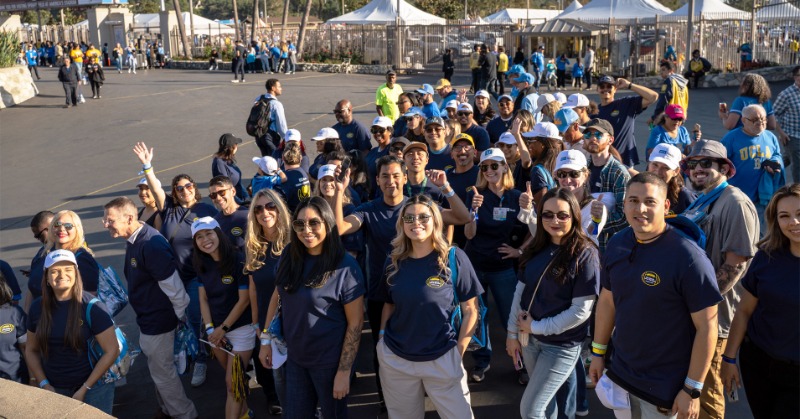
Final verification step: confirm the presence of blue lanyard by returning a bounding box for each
[686,181,728,212]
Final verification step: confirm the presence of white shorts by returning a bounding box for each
[225,325,256,352]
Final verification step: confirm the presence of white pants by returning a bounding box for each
[140,331,198,419]
[377,340,474,419]
[629,393,677,419]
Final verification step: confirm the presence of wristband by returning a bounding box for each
[685,377,704,390]
[590,351,604,357]
[517,249,523,255]
[628,82,634,89]
[591,341,608,351]
[378,330,385,336]
[591,216,602,224]
[205,327,215,335]
[204,322,214,329]
[591,347,607,356]
[39,379,49,388]
[443,181,450,189]
[261,338,272,346]
[721,355,737,365]
[83,382,92,391]
[507,332,519,339]
[142,163,152,170]
[444,189,455,198]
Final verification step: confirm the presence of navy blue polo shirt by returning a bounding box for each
[333,120,372,152]
[376,248,483,362]
[28,293,113,388]
[464,124,491,152]
[277,253,364,369]
[28,248,47,299]
[215,206,249,250]
[427,144,455,171]
[197,252,250,331]
[0,260,22,301]
[464,188,523,272]
[125,224,181,335]
[352,197,408,298]
[486,116,515,144]
[365,145,390,199]
[446,166,479,248]
[519,243,599,346]
[280,168,311,213]
[160,196,218,282]
[249,245,281,330]
[0,304,26,381]
[602,226,722,408]
[593,96,645,167]
[30,248,99,294]
[530,164,555,195]
[404,178,448,208]
[393,119,407,138]
[741,248,800,363]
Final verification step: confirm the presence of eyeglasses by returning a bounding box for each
[291,218,324,233]
[34,228,48,241]
[208,188,231,200]
[453,145,473,151]
[525,137,543,144]
[498,101,513,107]
[556,170,583,179]
[541,211,572,221]
[402,214,432,224]
[685,158,717,170]
[253,201,278,213]
[744,116,766,124]
[424,127,444,133]
[668,117,684,122]
[457,112,472,117]
[175,183,195,193]
[53,221,74,231]
[101,216,127,226]
[583,132,604,140]
[371,127,387,134]
[480,162,503,172]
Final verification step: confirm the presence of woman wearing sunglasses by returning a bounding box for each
[506,187,600,419]
[553,150,608,241]
[647,144,696,214]
[522,122,564,206]
[646,104,692,158]
[133,141,218,387]
[260,197,365,418]
[509,109,537,193]
[26,249,118,414]
[376,194,483,418]
[465,148,534,385]
[245,189,291,416]
[314,164,363,259]
[191,217,254,419]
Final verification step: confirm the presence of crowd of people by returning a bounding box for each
[0,58,798,419]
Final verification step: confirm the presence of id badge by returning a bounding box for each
[493,207,508,221]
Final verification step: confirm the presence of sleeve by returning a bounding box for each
[600,250,613,291]
[773,91,787,116]
[646,127,661,150]
[605,167,631,234]
[681,254,723,313]
[764,100,775,117]
[76,251,100,293]
[87,300,114,335]
[351,203,368,224]
[529,166,550,193]
[358,124,373,151]
[507,279,526,333]
[144,236,179,282]
[272,100,288,138]
[530,296,595,336]
[13,307,27,340]
[376,88,385,106]
[730,96,746,115]
[719,193,759,258]
[158,271,191,318]
[211,157,227,178]
[0,261,22,300]
[454,248,484,301]
[339,257,366,304]
[740,251,765,297]
[27,300,41,333]
[374,259,393,304]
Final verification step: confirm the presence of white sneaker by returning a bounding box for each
[191,362,207,387]
[128,69,131,73]
[133,70,136,74]
[231,80,239,83]
[80,95,86,103]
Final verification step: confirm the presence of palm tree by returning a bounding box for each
[251,0,259,42]
[232,0,241,41]
[173,0,192,58]
[296,0,314,61]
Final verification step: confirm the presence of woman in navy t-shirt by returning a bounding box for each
[191,217,255,419]
[25,250,118,414]
[0,277,26,382]
[376,194,483,418]
[722,184,800,419]
[647,144,696,215]
[245,188,291,415]
[506,188,600,419]
[212,133,247,203]
[314,164,364,258]
[260,197,365,419]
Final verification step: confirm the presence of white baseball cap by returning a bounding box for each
[44,249,77,269]
[555,150,588,172]
[457,103,473,113]
[522,122,561,140]
[285,128,302,142]
[564,93,590,109]
[554,92,567,105]
[497,132,517,145]
[137,178,148,187]
[191,216,221,237]
[475,90,490,99]
[445,100,459,109]
[371,116,393,129]
[311,127,339,141]
[649,143,682,170]
[318,164,338,180]
[537,93,557,110]
[252,156,279,175]
[479,148,507,164]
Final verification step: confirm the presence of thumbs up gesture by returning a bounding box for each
[519,181,534,211]
[470,186,483,211]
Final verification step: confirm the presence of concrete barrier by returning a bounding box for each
[167,60,393,75]
[0,379,113,418]
[0,65,38,109]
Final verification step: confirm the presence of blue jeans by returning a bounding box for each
[55,380,115,414]
[471,268,517,369]
[533,69,543,88]
[185,279,207,364]
[284,359,347,419]
[287,58,295,73]
[260,55,271,72]
[520,339,581,419]
[555,357,589,418]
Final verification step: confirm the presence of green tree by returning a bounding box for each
[131,0,164,13]
[21,10,54,25]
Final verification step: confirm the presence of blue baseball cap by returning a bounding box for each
[513,73,534,84]
[554,108,581,133]
[506,64,525,76]
[416,84,434,95]
[403,107,424,118]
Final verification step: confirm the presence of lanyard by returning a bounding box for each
[406,177,427,197]
[686,181,728,212]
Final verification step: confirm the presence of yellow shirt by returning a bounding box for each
[70,48,84,63]
[469,52,480,70]
[376,83,404,122]
[85,47,101,63]
[498,53,509,72]
[791,40,800,53]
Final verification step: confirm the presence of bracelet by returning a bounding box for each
[721,355,737,365]
[83,382,92,390]
[378,330,385,336]
[444,188,455,198]
[142,163,152,170]
[261,338,272,346]
[685,377,704,390]
[590,351,604,357]
[204,322,214,329]
[517,249,523,255]
[507,332,519,339]
[628,82,634,89]
[591,341,608,351]
[205,327,215,335]
[590,347,607,356]
[39,379,49,388]
[591,216,602,224]
[443,181,450,189]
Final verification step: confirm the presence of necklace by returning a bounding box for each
[636,230,666,244]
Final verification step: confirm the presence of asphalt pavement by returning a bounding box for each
[0,65,782,418]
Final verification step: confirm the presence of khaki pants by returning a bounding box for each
[699,338,727,419]
[377,340,474,419]
[140,331,198,419]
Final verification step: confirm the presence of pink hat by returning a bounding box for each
[665,104,685,120]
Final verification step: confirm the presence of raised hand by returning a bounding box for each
[426,169,447,187]
[133,142,153,165]
[615,77,630,90]
[333,166,350,192]
[470,186,483,211]
[519,181,534,211]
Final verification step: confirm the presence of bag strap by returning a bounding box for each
[449,247,459,306]
[523,251,559,314]
[167,205,193,243]
[86,298,99,329]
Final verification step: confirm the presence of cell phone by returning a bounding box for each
[514,350,524,371]
[762,160,781,171]
[338,157,351,183]
[727,387,739,403]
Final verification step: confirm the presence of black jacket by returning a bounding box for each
[58,63,79,84]
[86,63,105,83]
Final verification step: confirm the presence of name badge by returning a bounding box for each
[493,207,508,221]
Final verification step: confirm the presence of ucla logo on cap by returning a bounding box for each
[231,227,243,237]
[554,117,563,126]
[222,275,234,285]
[641,271,661,287]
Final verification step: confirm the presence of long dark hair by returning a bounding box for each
[520,188,596,284]
[171,174,202,203]
[215,143,237,164]
[666,173,684,209]
[276,197,345,293]
[192,227,237,276]
[37,261,85,357]
[532,137,564,174]
[759,183,800,257]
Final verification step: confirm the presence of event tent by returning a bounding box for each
[484,8,562,24]
[563,0,584,14]
[557,0,672,20]
[133,12,235,35]
[667,0,750,19]
[757,0,800,21]
[326,0,446,25]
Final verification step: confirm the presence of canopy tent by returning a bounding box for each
[133,13,236,35]
[563,0,584,14]
[514,18,605,37]
[484,8,562,24]
[667,0,750,19]
[757,0,800,21]
[326,0,446,25]
[557,0,672,20]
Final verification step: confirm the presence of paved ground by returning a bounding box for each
[1,65,782,418]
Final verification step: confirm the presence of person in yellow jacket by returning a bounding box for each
[469,44,481,93]
[85,43,102,67]
[497,46,509,95]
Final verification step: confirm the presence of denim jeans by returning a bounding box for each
[555,357,589,418]
[471,268,517,369]
[185,278,207,364]
[520,339,581,419]
[284,359,347,419]
[260,55,271,72]
[55,379,115,414]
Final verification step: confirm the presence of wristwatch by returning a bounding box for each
[221,324,230,332]
[682,385,701,399]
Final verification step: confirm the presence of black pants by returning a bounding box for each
[255,133,277,157]
[234,58,245,80]
[556,69,566,88]
[252,341,282,406]
[684,70,706,88]
[471,68,480,92]
[496,71,505,95]
[444,68,454,81]
[90,81,102,97]
[366,298,385,404]
[62,82,78,105]
[584,67,593,89]
[28,65,40,79]
[739,337,799,419]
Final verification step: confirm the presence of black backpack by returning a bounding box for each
[246,95,275,138]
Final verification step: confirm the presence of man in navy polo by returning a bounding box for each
[332,99,373,154]
[456,103,491,152]
[103,197,197,419]
[208,176,249,250]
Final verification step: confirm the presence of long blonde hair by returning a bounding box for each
[475,161,515,191]
[46,210,91,254]
[445,118,461,144]
[385,195,451,285]
[244,189,291,273]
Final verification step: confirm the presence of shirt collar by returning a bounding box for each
[127,224,145,244]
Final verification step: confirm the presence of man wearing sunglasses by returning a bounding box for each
[209,176,249,251]
[681,140,758,419]
[487,95,516,144]
[456,103,491,153]
[435,78,457,114]
[555,107,590,160]
[332,99,372,154]
[424,116,455,171]
[447,134,480,248]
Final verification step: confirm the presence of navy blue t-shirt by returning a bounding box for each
[593,96,645,167]
[28,248,47,299]
[214,206,249,250]
[512,162,531,194]
[277,253,365,369]
[519,243,599,346]
[280,168,311,213]
[309,154,327,180]
[212,157,247,202]
[404,178,448,208]
[464,124,491,152]
[602,226,722,408]
[427,144,455,171]
[365,145,390,199]
[249,245,281,330]
[0,259,22,301]
[353,197,407,298]
[27,293,114,388]
[160,196,218,282]
[446,166,479,248]
[393,119,407,138]
[341,203,364,254]
[0,304,26,381]
[197,252,251,331]
[30,248,99,294]
[376,248,483,362]
[741,248,800,363]
[529,164,555,195]
[486,116,515,144]
[672,187,697,215]
[465,188,524,272]
[125,224,180,335]
[333,120,372,152]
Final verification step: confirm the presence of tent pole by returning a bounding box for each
[685,0,695,74]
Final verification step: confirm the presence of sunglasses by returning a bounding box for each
[424,127,444,133]
[253,201,278,213]
[208,188,230,200]
[668,116,684,122]
[34,228,49,241]
[541,211,572,221]
[404,117,417,122]
[291,218,324,233]
[480,162,503,172]
[556,170,582,179]
[402,214,432,224]
[390,146,405,153]
[583,132,604,140]
[54,221,74,231]
[175,183,195,193]
[371,127,387,134]
[686,158,717,170]
[457,112,472,117]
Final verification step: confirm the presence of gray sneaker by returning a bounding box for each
[191,362,207,387]
[471,365,490,382]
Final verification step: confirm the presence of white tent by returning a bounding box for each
[757,0,800,21]
[484,8,562,24]
[557,0,672,20]
[563,0,584,14]
[133,13,236,35]
[667,0,750,19]
[327,0,446,25]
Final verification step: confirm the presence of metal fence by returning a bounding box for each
[12,25,90,44]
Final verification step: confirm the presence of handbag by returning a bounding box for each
[85,298,138,384]
[267,299,287,358]
[518,252,558,347]
[448,247,489,351]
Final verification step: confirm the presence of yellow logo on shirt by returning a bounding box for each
[222,275,234,285]
[641,271,661,287]
[347,133,354,138]
[610,110,620,117]
[231,227,243,237]
[426,276,446,288]
[130,258,137,268]
[0,324,14,334]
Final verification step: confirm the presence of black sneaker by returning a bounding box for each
[518,369,529,385]
[471,365,490,382]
